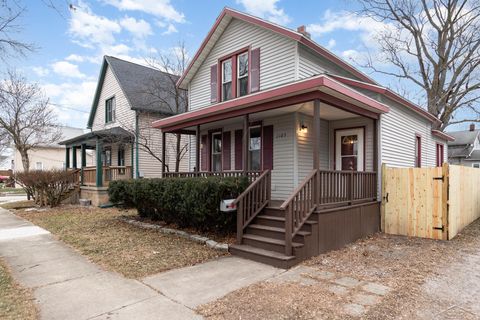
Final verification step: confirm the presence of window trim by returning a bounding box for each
[105,96,116,124]
[221,59,233,101]
[334,126,366,171]
[436,143,444,167]
[218,46,251,101]
[415,134,422,168]
[237,51,249,97]
[35,162,43,170]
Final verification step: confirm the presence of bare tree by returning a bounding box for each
[144,42,189,172]
[0,71,61,172]
[0,0,35,61]
[357,0,480,130]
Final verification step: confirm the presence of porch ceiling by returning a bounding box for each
[154,75,389,133]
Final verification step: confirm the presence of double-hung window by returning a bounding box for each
[249,126,261,170]
[105,97,115,123]
[211,132,222,172]
[237,52,249,97]
[222,60,232,101]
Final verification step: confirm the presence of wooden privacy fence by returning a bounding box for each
[381,163,480,240]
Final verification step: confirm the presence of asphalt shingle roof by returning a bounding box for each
[447,129,480,146]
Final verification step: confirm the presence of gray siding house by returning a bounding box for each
[448,124,480,168]
[152,8,455,266]
[61,56,189,205]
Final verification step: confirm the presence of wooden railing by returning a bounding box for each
[163,170,262,183]
[281,169,377,255]
[82,166,96,186]
[233,170,271,244]
[281,169,318,255]
[67,169,81,185]
[80,166,132,187]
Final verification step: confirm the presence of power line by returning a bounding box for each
[49,103,89,114]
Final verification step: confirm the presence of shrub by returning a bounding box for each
[108,176,249,233]
[15,169,78,207]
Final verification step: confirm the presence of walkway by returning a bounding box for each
[0,208,280,319]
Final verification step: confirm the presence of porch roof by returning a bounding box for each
[153,75,390,133]
[59,127,133,147]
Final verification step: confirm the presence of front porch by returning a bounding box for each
[60,127,134,205]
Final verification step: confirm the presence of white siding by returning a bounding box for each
[14,147,94,172]
[91,66,136,131]
[189,18,297,110]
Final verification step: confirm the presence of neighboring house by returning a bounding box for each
[447,124,480,167]
[13,126,93,172]
[152,8,454,267]
[60,56,189,205]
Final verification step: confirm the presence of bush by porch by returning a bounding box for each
[108,176,249,233]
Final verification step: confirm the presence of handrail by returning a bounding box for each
[163,170,262,182]
[233,170,271,244]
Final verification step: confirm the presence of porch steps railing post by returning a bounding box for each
[285,205,292,255]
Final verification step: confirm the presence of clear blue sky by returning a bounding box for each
[4,0,471,130]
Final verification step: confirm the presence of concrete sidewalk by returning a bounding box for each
[0,208,280,320]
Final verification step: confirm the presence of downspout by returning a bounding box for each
[135,112,140,178]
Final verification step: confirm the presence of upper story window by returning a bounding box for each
[105,97,116,123]
[237,52,249,97]
[222,60,232,101]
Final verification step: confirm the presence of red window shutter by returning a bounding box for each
[222,131,231,170]
[235,129,243,170]
[210,64,218,103]
[250,48,260,93]
[201,135,208,171]
[262,125,273,170]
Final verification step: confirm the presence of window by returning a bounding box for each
[118,147,125,174]
[211,132,222,172]
[436,143,444,167]
[335,128,364,171]
[237,52,249,97]
[249,126,261,170]
[415,135,422,167]
[105,97,115,123]
[221,60,232,101]
[35,162,43,170]
[473,163,480,169]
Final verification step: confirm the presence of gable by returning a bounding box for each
[189,17,297,110]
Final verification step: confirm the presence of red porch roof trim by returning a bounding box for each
[153,75,389,132]
[432,129,455,142]
[176,7,376,89]
[328,74,442,125]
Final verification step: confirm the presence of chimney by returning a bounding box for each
[470,123,476,131]
[297,25,311,39]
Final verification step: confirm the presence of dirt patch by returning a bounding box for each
[198,220,480,319]
[16,205,227,279]
[0,200,35,210]
[0,259,37,320]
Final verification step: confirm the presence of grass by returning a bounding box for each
[0,200,36,210]
[0,259,37,320]
[0,188,26,194]
[16,206,227,279]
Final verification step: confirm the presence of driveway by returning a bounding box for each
[0,208,281,319]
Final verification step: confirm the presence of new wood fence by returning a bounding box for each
[381,163,480,240]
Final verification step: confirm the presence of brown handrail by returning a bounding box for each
[281,169,318,255]
[233,170,271,244]
[163,170,262,182]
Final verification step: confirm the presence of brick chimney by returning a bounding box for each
[297,25,311,39]
[470,123,476,131]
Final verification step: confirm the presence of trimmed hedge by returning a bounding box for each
[108,176,249,233]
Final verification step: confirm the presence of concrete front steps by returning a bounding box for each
[229,206,319,269]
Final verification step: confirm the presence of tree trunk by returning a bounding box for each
[175,133,181,172]
[19,149,30,172]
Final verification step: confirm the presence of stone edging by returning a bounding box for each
[117,216,229,252]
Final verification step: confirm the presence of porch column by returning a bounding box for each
[161,131,166,176]
[242,114,249,172]
[313,99,321,170]
[72,146,77,169]
[80,144,86,185]
[65,147,70,170]
[130,143,134,178]
[195,125,200,172]
[96,139,103,187]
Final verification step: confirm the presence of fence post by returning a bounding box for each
[442,162,449,240]
[380,163,387,232]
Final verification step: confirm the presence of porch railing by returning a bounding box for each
[163,170,262,183]
[281,169,377,255]
[82,166,96,186]
[81,166,132,187]
[233,170,271,244]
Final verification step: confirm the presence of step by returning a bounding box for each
[229,244,297,269]
[254,215,318,229]
[242,234,303,253]
[246,224,310,241]
[263,207,285,217]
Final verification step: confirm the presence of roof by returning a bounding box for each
[87,56,187,128]
[446,129,480,146]
[153,74,389,132]
[431,130,455,142]
[177,7,377,89]
[448,145,473,158]
[59,127,133,146]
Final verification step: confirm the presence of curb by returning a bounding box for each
[117,216,229,252]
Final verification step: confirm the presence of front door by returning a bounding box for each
[335,128,364,171]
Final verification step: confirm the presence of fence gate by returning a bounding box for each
[381,164,447,240]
